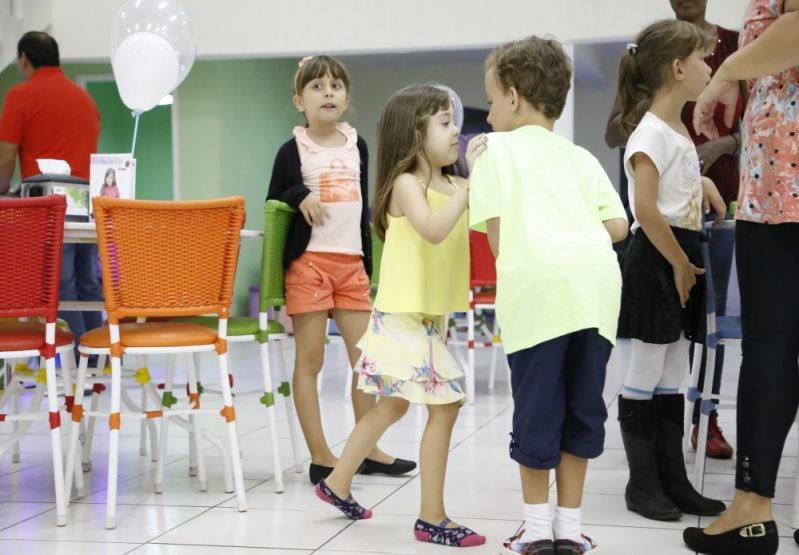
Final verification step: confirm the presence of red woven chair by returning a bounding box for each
[447,230,506,404]
[0,195,71,526]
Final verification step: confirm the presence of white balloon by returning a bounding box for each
[110,0,196,113]
[435,85,465,130]
[112,33,179,113]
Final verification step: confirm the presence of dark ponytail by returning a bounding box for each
[617,19,709,138]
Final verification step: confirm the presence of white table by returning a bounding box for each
[60,222,263,311]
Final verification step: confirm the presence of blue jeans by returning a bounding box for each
[691,224,735,424]
[57,243,104,365]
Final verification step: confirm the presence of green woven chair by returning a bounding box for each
[177,200,304,488]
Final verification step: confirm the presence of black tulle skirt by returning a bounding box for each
[618,227,705,344]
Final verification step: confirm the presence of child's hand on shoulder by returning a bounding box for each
[466,133,488,174]
[299,192,329,226]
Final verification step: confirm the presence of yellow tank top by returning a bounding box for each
[374,179,469,315]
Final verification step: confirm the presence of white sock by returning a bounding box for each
[521,503,552,542]
[553,506,582,542]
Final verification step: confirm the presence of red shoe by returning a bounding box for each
[691,415,734,459]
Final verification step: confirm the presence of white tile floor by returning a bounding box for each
[1,337,798,554]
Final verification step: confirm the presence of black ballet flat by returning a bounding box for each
[360,457,417,476]
[683,521,779,555]
[309,461,365,485]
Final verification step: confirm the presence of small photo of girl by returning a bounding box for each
[100,168,120,198]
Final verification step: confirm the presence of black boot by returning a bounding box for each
[618,396,683,521]
[654,394,726,516]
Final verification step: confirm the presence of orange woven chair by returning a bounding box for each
[0,195,71,526]
[63,196,248,529]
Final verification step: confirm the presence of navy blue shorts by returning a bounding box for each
[507,328,612,469]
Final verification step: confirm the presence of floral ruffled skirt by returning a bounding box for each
[355,310,465,405]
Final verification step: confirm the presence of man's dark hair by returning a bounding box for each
[17,31,60,68]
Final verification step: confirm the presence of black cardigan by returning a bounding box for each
[266,135,372,277]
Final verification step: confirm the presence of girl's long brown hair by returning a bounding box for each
[618,19,709,138]
[372,84,451,241]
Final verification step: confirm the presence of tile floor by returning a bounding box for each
[1,337,798,554]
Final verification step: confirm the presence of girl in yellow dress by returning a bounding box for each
[315,84,488,548]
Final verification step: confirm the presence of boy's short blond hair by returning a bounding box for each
[486,36,572,120]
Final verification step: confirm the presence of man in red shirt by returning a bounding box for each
[0,31,103,360]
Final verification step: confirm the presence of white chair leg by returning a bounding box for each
[11,379,21,463]
[693,343,717,492]
[57,352,81,496]
[488,317,500,393]
[137,355,149,457]
[82,381,102,472]
[259,339,285,493]
[685,343,703,454]
[64,354,89,503]
[466,301,476,405]
[274,338,303,473]
[155,354,176,494]
[104,352,123,530]
[187,353,208,491]
[0,380,44,460]
[216,347,247,511]
[82,355,107,472]
[42,346,67,526]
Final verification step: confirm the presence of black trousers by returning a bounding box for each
[735,220,799,497]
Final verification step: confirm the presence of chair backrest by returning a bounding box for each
[469,230,496,288]
[92,196,245,322]
[260,200,296,311]
[370,223,383,290]
[0,195,66,322]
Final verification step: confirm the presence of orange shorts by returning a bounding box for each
[285,251,372,316]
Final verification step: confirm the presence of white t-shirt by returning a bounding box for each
[624,112,703,233]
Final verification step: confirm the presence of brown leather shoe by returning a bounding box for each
[691,415,734,459]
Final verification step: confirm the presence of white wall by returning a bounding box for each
[51,0,751,62]
[0,0,52,68]
[575,83,622,189]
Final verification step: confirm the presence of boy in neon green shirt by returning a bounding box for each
[469,36,628,554]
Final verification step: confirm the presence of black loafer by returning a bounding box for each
[683,521,779,555]
[309,461,366,485]
[360,457,417,476]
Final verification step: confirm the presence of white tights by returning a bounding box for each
[622,337,690,400]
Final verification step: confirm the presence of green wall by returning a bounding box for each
[86,81,173,200]
[176,58,298,315]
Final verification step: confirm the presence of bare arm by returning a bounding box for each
[392,173,469,245]
[718,5,799,82]
[695,4,799,136]
[0,141,18,194]
[486,218,500,258]
[604,93,626,149]
[603,217,629,243]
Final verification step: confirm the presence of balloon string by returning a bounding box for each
[131,110,142,157]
